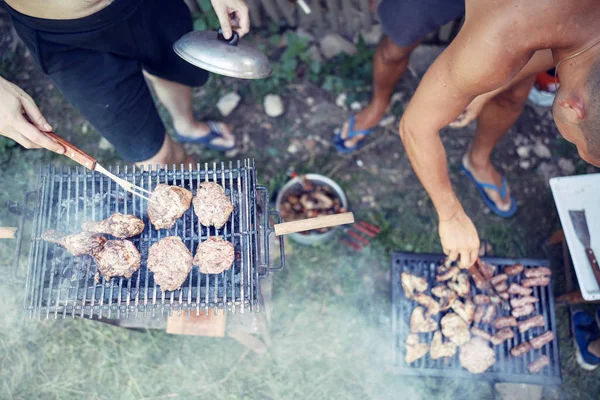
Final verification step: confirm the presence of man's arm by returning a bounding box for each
[399,20,533,267]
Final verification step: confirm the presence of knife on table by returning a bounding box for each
[569,209,600,289]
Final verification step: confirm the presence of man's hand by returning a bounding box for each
[211,0,250,39]
[439,209,480,269]
[0,77,63,154]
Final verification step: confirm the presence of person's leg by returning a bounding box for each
[463,76,535,211]
[143,71,234,149]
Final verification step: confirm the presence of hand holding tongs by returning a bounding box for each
[47,133,153,202]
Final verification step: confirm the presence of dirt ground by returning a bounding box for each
[1,5,600,400]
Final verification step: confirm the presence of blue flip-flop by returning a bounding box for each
[334,115,375,154]
[461,163,517,218]
[173,121,236,152]
[571,309,600,370]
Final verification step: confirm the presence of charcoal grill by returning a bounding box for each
[391,252,562,385]
[16,158,284,319]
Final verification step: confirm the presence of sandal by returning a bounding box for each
[461,162,517,218]
[173,121,236,152]
[334,115,375,154]
[571,309,600,370]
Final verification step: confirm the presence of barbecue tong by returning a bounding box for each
[47,133,153,201]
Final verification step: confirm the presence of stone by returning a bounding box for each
[336,93,347,109]
[379,115,396,127]
[350,101,362,111]
[295,28,315,43]
[216,92,241,117]
[307,45,324,63]
[264,94,284,117]
[319,34,357,60]
[287,141,300,154]
[538,162,560,184]
[558,158,576,175]
[519,160,531,170]
[98,138,114,151]
[305,97,315,107]
[533,141,552,159]
[516,146,530,158]
[359,24,383,46]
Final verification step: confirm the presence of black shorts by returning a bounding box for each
[378,0,465,48]
[6,0,209,162]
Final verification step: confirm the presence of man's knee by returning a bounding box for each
[378,36,414,64]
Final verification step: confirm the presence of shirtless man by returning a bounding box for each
[399,0,600,267]
[0,0,249,166]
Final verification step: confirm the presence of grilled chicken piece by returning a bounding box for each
[405,334,429,364]
[42,230,106,257]
[94,240,141,282]
[148,236,193,291]
[148,184,193,230]
[436,265,460,282]
[414,294,440,317]
[192,182,234,229]
[81,213,144,239]
[410,307,438,333]
[431,284,453,298]
[441,312,471,346]
[476,259,496,280]
[430,331,457,359]
[474,305,486,324]
[451,299,475,324]
[193,237,235,275]
[481,305,497,324]
[402,272,428,299]
[460,338,496,374]
[448,273,471,298]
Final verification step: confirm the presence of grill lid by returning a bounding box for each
[173,29,272,79]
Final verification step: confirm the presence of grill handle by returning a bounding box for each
[256,185,285,277]
[267,211,286,273]
[7,190,36,282]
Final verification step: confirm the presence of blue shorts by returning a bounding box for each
[6,0,209,162]
[378,0,465,48]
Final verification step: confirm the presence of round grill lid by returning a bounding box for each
[173,29,272,79]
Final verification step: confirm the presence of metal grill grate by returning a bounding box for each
[391,252,562,385]
[24,159,265,319]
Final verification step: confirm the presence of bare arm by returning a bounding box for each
[399,21,533,266]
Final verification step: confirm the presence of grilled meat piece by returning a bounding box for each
[148,184,193,230]
[522,277,550,287]
[81,213,144,239]
[490,328,514,345]
[510,342,531,357]
[414,294,440,317]
[530,330,554,349]
[499,292,510,300]
[490,295,501,304]
[192,182,234,229]
[528,355,550,373]
[402,272,428,299]
[504,263,524,276]
[511,304,535,318]
[510,296,539,309]
[518,315,545,333]
[474,295,491,305]
[94,240,141,282]
[451,299,475,324]
[436,266,460,282]
[493,282,508,293]
[459,338,496,374]
[508,283,533,296]
[431,284,453,298]
[493,316,517,330]
[430,331,457,360]
[193,237,235,275]
[471,327,491,341]
[405,334,429,364]
[476,259,496,280]
[481,305,497,324]
[474,305,486,324]
[441,313,471,346]
[148,236,193,291]
[410,307,438,333]
[448,273,471,298]
[490,274,508,286]
[42,230,106,257]
[524,267,552,278]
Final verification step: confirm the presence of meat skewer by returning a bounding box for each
[510,342,532,357]
[493,316,517,330]
[528,355,550,373]
[522,277,550,287]
[530,330,555,349]
[504,263,524,276]
[508,283,533,296]
[524,267,552,278]
[81,213,144,238]
[518,315,545,333]
[491,328,515,345]
[512,304,535,318]
[510,296,539,308]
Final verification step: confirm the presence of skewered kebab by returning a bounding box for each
[81,213,144,238]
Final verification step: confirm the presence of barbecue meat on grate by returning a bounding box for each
[81,213,145,239]
[430,331,457,359]
[405,334,429,364]
[410,306,438,333]
[413,294,440,317]
[192,182,234,229]
[94,240,141,282]
[448,273,471,298]
[193,237,235,274]
[148,184,193,230]
[148,236,193,291]
[42,230,106,257]
[441,312,471,346]
[402,272,428,299]
[459,338,496,374]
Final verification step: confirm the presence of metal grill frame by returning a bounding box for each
[23,158,276,319]
[391,252,562,385]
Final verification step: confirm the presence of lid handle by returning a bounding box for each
[217,28,239,46]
